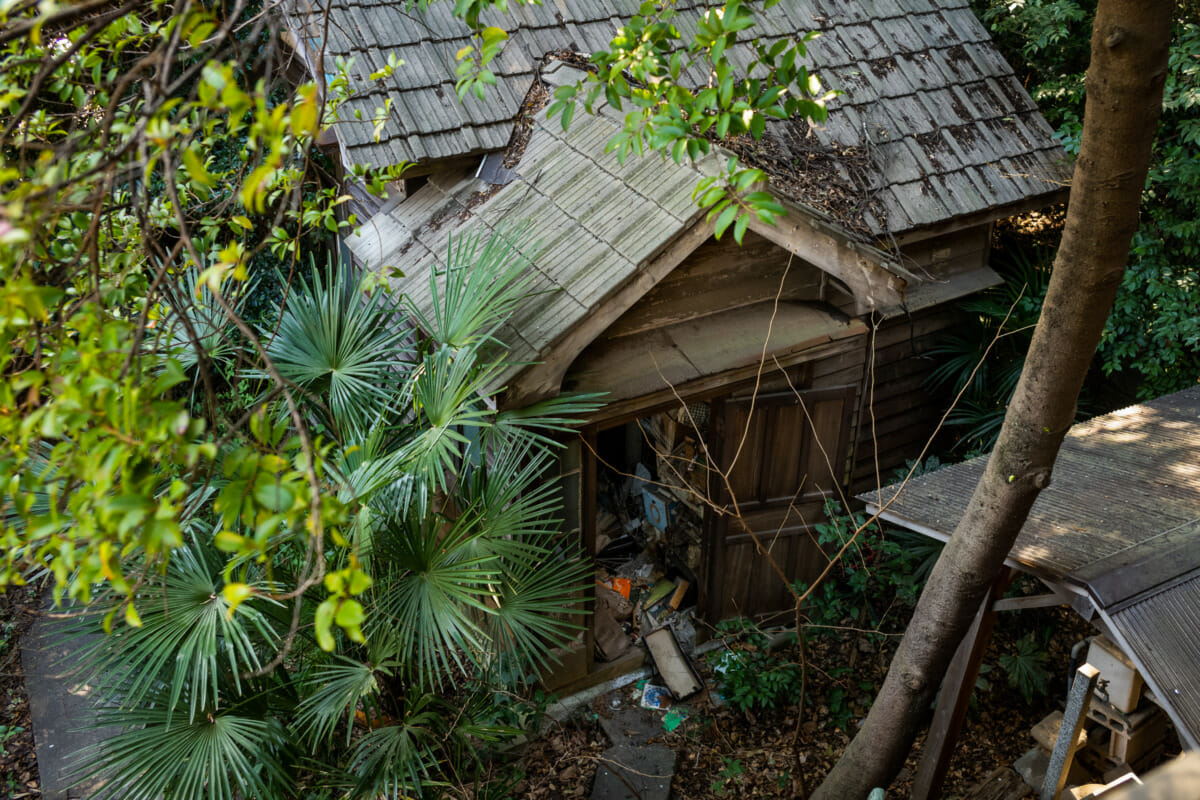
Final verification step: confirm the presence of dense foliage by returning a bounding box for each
[974,0,1200,398]
[0,2,599,795]
[0,0,838,794]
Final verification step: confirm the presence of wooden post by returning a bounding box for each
[1042,664,1100,800]
[911,568,1016,800]
[582,427,599,674]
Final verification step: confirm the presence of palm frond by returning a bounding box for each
[258,257,411,438]
[484,538,590,678]
[83,542,280,724]
[455,444,568,556]
[479,391,606,452]
[345,694,445,800]
[78,705,292,800]
[399,344,501,490]
[295,655,383,747]
[406,225,539,350]
[159,267,253,378]
[367,509,497,688]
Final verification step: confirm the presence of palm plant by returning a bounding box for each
[158,267,254,382]
[72,537,297,800]
[925,249,1052,452]
[73,230,600,799]
[257,257,413,441]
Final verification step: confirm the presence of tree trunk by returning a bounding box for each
[812,3,1173,798]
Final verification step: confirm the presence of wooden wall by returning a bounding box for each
[899,224,991,281]
[602,229,854,340]
[848,307,960,495]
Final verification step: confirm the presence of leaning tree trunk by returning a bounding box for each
[812,3,1174,798]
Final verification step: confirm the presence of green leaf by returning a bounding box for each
[733,212,750,244]
[315,598,337,651]
[713,204,738,239]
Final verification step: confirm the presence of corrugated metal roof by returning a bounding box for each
[285,0,1070,236]
[1105,570,1200,748]
[861,386,1200,748]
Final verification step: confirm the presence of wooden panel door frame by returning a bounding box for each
[701,381,858,622]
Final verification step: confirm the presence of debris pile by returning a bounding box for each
[592,405,712,665]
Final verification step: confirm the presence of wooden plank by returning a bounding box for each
[566,303,858,403]
[963,767,1033,800]
[747,203,909,314]
[890,190,1068,247]
[886,267,1003,318]
[900,225,990,276]
[912,568,1016,800]
[585,336,863,429]
[501,220,714,408]
[603,231,826,339]
[867,310,960,347]
[582,429,598,677]
[1042,665,1100,800]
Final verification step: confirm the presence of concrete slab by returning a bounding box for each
[590,744,676,800]
[597,702,665,746]
[22,611,109,800]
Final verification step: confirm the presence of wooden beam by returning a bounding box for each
[889,189,1070,247]
[581,428,599,677]
[912,568,1016,800]
[501,219,714,409]
[747,203,909,315]
[579,331,865,429]
[991,590,1072,612]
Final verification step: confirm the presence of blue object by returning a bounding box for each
[642,487,675,530]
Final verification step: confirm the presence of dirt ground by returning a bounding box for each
[515,604,1103,799]
[2,584,1163,800]
[0,584,41,799]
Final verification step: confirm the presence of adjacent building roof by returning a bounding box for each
[288,0,1070,237]
[860,386,1200,749]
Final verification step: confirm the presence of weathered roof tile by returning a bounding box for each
[297,0,1070,237]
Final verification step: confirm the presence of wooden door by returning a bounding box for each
[702,384,856,622]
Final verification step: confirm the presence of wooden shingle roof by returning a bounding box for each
[347,70,908,403]
[345,88,719,391]
[290,0,1070,236]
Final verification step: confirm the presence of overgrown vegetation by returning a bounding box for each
[925,249,1059,452]
[72,242,601,799]
[0,0,848,794]
[972,0,1200,399]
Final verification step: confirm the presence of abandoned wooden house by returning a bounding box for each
[284,0,1072,685]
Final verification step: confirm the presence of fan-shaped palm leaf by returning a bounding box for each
[83,541,281,724]
[452,444,568,563]
[344,693,445,800]
[258,258,411,438]
[78,704,293,800]
[479,391,606,452]
[484,538,590,678]
[295,655,384,747]
[367,508,498,688]
[159,267,253,378]
[406,225,538,350]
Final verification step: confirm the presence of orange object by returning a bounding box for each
[668,579,690,610]
[597,577,632,599]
